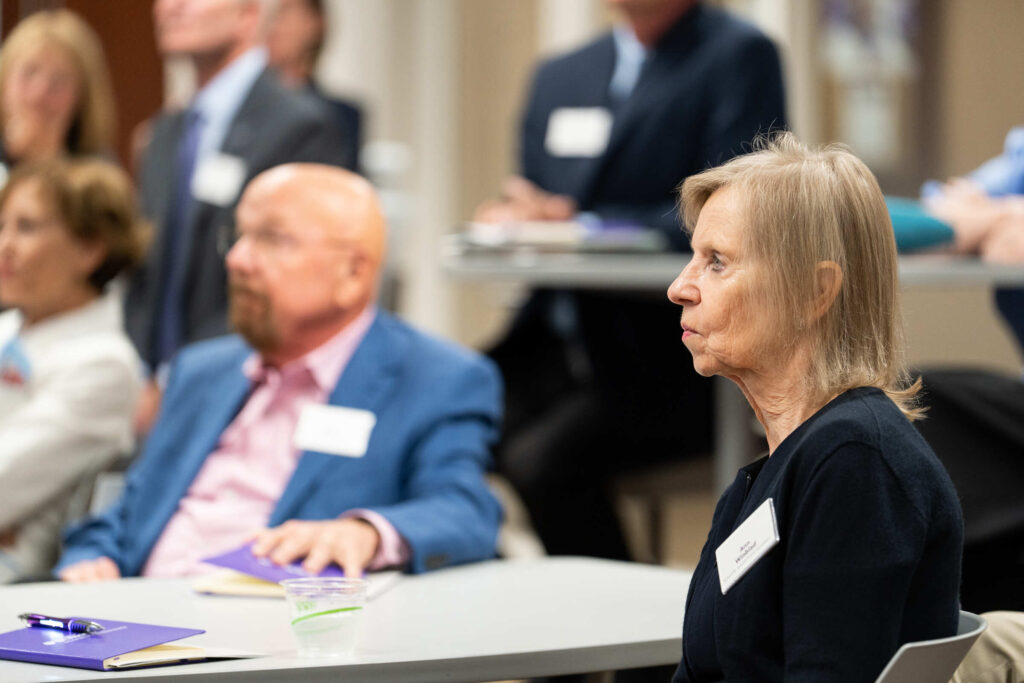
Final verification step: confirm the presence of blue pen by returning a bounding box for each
[19,613,104,634]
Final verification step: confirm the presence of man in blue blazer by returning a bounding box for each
[57,164,502,581]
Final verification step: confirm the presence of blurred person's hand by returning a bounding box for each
[473,176,576,223]
[59,556,121,582]
[924,178,1003,253]
[980,198,1024,264]
[133,379,162,437]
[251,518,380,578]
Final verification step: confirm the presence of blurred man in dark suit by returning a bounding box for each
[477,0,787,562]
[128,0,350,431]
[266,0,362,172]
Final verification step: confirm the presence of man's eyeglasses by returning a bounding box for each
[217,225,355,261]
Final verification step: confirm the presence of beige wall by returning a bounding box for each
[936,0,1024,178]
[905,0,1024,372]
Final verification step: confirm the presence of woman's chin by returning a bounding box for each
[690,358,720,378]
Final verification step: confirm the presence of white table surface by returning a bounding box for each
[0,558,691,682]
[442,239,1024,290]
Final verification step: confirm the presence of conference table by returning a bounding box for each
[0,557,691,682]
[441,236,1024,493]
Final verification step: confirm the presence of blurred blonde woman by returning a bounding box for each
[0,159,145,582]
[0,9,116,174]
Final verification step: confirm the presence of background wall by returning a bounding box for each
[318,0,1024,372]
[5,0,1017,372]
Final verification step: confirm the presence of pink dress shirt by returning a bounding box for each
[142,307,408,577]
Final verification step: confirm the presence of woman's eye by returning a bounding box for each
[709,254,724,271]
[16,218,39,234]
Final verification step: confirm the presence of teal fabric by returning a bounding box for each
[886,196,955,252]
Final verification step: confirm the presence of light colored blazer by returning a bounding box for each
[0,294,141,581]
[58,311,503,577]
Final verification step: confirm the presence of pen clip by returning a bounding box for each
[18,613,104,634]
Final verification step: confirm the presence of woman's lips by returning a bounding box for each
[681,323,696,340]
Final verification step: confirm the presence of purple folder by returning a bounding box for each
[201,542,347,582]
[0,619,204,671]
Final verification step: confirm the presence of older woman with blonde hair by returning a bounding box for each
[0,158,145,582]
[669,133,963,682]
[0,9,115,172]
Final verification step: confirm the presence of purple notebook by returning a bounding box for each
[0,618,204,671]
[201,542,347,582]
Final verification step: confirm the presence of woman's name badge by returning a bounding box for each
[715,498,780,594]
[293,404,376,458]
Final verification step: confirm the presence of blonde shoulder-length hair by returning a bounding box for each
[679,132,922,420]
[0,9,116,156]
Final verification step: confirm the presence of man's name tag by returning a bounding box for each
[544,107,613,158]
[192,152,247,207]
[293,404,376,458]
[715,498,780,594]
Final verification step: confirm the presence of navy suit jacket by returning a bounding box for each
[126,69,351,368]
[57,311,503,576]
[309,81,363,173]
[496,5,787,413]
[520,3,786,249]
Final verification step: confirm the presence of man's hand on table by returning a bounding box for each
[59,556,121,582]
[473,175,576,223]
[251,518,381,578]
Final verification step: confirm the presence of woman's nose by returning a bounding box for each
[667,263,698,307]
[0,225,13,253]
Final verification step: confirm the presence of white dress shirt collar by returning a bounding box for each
[190,46,269,158]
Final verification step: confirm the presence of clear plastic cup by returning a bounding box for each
[280,577,368,657]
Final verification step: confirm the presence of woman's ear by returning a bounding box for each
[811,260,843,321]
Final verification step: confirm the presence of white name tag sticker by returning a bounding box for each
[544,107,613,158]
[293,404,376,458]
[715,498,780,594]
[191,152,247,207]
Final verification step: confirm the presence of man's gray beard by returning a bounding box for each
[228,288,281,353]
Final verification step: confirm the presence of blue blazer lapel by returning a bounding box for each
[271,313,403,523]
[140,354,251,559]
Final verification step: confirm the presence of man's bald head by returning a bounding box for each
[227,163,387,366]
[244,163,387,268]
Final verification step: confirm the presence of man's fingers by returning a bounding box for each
[301,534,338,575]
[542,194,576,220]
[264,521,319,565]
[60,557,120,583]
[250,527,283,556]
[96,557,120,580]
[501,175,542,202]
[338,545,368,579]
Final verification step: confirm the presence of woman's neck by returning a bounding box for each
[729,345,832,454]
[21,289,98,329]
